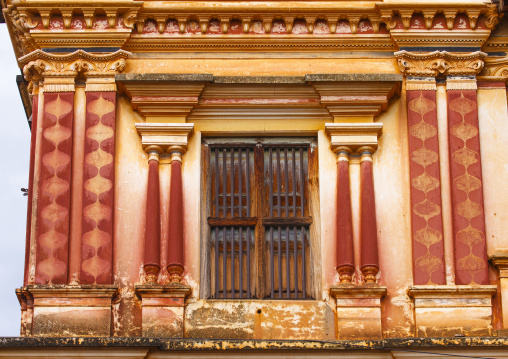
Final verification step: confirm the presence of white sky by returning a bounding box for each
[0,24,31,336]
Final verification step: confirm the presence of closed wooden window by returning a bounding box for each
[201,138,319,300]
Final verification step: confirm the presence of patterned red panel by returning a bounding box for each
[407,90,446,285]
[24,94,39,285]
[80,92,116,284]
[35,92,74,284]
[447,90,489,285]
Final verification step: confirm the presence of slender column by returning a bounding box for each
[143,147,162,283]
[359,147,379,284]
[24,83,39,286]
[446,76,489,285]
[335,147,354,284]
[167,147,185,283]
[406,77,446,285]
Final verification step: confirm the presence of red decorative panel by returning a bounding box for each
[35,92,74,284]
[447,90,489,285]
[80,92,116,284]
[407,90,446,285]
[24,94,39,285]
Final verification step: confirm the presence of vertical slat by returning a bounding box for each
[215,227,219,298]
[284,149,289,217]
[239,227,243,298]
[292,149,296,217]
[223,226,227,298]
[223,149,227,218]
[215,149,219,217]
[231,149,235,217]
[284,149,289,299]
[238,149,243,298]
[278,226,282,298]
[300,148,304,217]
[230,149,235,298]
[231,226,235,299]
[269,148,274,298]
[269,149,273,217]
[270,227,274,298]
[239,149,243,217]
[292,149,298,298]
[293,226,298,298]
[246,149,251,299]
[286,226,290,298]
[277,149,281,217]
[276,149,282,298]
[214,149,219,298]
[301,226,306,298]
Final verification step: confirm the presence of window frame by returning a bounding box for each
[200,137,321,300]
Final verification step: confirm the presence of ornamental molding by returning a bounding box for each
[479,56,508,80]
[325,123,383,153]
[20,49,131,92]
[395,50,487,77]
[135,123,194,154]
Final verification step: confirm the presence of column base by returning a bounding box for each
[330,284,387,339]
[408,285,497,337]
[21,285,117,337]
[136,283,191,337]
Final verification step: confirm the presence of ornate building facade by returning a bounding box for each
[2,0,508,357]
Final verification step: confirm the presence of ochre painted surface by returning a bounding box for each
[407,90,446,285]
[81,92,116,284]
[35,92,74,285]
[447,90,489,285]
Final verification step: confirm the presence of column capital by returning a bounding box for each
[480,56,508,82]
[395,50,487,78]
[19,49,131,93]
[490,250,508,277]
[325,123,383,154]
[135,123,194,154]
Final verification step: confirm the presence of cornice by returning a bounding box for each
[2,1,502,56]
[407,285,497,299]
[20,49,131,92]
[395,50,487,77]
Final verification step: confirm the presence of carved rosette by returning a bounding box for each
[395,51,487,78]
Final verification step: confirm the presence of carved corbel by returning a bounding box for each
[326,16,338,34]
[136,18,145,34]
[442,10,458,30]
[198,17,210,34]
[38,10,50,29]
[156,16,167,34]
[369,17,380,33]
[305,16,316,34]
[380,12,397,30]
[348,16,360,34]
[178,17,188,34]
[483,6,501,30]
[262,17,272,34]
[9,10,38,33]
[399,10,414,30]
[284,16,294,34]
[82,9,95,29]
[422,10,435,30]
[122,11,137,29]
[219,17,230,34]
[61,10,73,29]
[105,10,118,28]
[240,17,251,33]
[466,9,481,30]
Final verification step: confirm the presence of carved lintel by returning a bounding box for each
[135,123,194,153]
[20,49,131,92]
[395,50,487,77]
[325,123,383,153]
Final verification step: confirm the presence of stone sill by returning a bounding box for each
[1,337,508,350]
